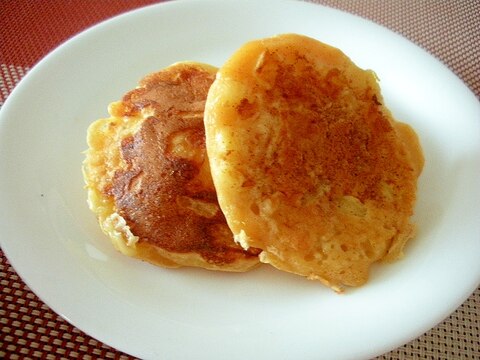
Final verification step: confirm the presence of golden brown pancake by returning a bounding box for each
[83,62,260,272]
[204,34,424,290]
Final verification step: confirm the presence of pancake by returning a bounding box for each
[204,34,424,290]
[83,62,260,272]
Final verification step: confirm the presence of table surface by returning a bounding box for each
[1,0,479,359]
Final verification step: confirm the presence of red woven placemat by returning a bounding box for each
[1,1,479,359]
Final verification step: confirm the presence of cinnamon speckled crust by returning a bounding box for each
[83,62,260,272]
[205,34,424,290]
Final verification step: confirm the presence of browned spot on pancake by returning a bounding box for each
[109,64,258,266]
[250,49,412,208]
[236,98,258,118]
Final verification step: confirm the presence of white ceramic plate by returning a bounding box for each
[1,1,479,359]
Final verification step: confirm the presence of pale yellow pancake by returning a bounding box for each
[204,34,424,290]
[83,62,260,272]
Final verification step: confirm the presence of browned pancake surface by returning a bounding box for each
[205,34,424,289]
[84,62,259,271]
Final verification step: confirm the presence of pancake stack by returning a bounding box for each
[83,34,423,291]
